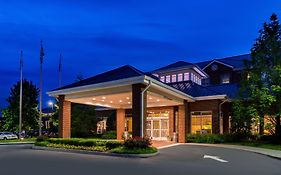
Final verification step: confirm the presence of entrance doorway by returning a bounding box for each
[146,112,169,140]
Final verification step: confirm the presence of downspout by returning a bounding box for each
[141,80,152,137]
[219,97,229,134]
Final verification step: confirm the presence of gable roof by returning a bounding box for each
[152,61,194,73]
[54,65,145,91]
[196,54,251,70]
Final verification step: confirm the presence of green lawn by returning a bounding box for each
[0,138,36,143]
[228,142,281,151]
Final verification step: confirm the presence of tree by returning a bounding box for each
[231,100,258,137]
[2,79,39,131]
[71,103,99,137]
[243,13,281,137]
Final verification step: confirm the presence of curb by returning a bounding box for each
[32,146,159,158]
[0,142,35,145]
[184,143,281,160]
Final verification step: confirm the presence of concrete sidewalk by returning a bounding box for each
[185,143,281,160]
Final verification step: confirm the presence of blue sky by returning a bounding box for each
[0,0,280,108]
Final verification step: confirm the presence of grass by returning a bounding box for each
[228,142,281,151]
[110,146,158,154]
[0,138,36,143]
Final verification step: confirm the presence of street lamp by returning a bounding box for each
[48,101,54,111]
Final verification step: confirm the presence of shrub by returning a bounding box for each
[46,138,122,148]
[123,137,151,149]
[105,141,122,149]
[36,135,49,142]
[186,134,240,144]
[101,131,117,139]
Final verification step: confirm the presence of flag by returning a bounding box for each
[40,40,44,64]
[20,50,23,70]
[59,53,62,72]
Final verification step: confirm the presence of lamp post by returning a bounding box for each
[48,101,54,111]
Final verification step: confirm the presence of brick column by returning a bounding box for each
[132,84,147,137]
[212,101,220,134]
[58,95,71,138]
[178,100,188,143]
[116,109,125,140]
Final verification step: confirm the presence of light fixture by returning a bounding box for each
[101,99,105,102]
[128,102,131,104]
[92,98,96,100]
[157,99,160,102]
[126,97,130,100]
[86,102,93,105]
[102,96,106,99]
[149,97,152,100]
[119,100,123,103]
[110,101,113,103]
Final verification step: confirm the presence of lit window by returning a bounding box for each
[160,76,165,82]
[220,74,230,84]
[172,74,177,82]
[184,72,189,81]
[191,111,212,134]
[177,73,183,82]
[166,75,171,83]
[198,78,202,85]
[191,73,194,82]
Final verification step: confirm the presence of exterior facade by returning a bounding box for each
[48,54,251,143]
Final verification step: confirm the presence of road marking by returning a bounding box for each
[203,155,228,163]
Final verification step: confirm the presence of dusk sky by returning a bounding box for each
[0,0,280,109]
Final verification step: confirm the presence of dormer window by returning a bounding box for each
[160,76,165,82]
[220,73,230,84]
[166,75,171,83]
[177,73,183,82]
[184,72,189,81]
[172,74,177,82]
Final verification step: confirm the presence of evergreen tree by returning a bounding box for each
[2,79,39,131]
[243,13,281,137]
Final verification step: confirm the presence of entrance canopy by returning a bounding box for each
[48,65,195,108]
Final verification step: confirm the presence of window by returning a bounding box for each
[172,74,177,82]
[191,73,194,82]
[191,111,212,134]
[184,72,189,81]
[220,74,230,84]
[198,78,202,85]
[165,75,171,83]
[177,73,183,82]
[160,76,165,82]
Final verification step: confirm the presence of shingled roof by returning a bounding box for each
[196,54,251,70]
[152,61,195,72]
[168,80,223,97]
[54,65,146,91]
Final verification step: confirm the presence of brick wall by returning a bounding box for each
[178,102,187,143]
[189,100,220,134]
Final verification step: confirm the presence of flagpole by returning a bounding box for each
[39,40,44,136]
[19,50,23,139]
[59,53,62,87]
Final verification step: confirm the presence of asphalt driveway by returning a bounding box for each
[0,144,280,175]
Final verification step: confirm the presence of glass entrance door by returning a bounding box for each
[146,117,169,140]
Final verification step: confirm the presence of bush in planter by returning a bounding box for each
[123,137,151,149]
[36,135,49,142]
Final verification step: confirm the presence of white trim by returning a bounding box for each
[203,60,234,70]
[193,67,208,77]
[47,76,145,97]
[144,76,195,102]
[194,95,227,101]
